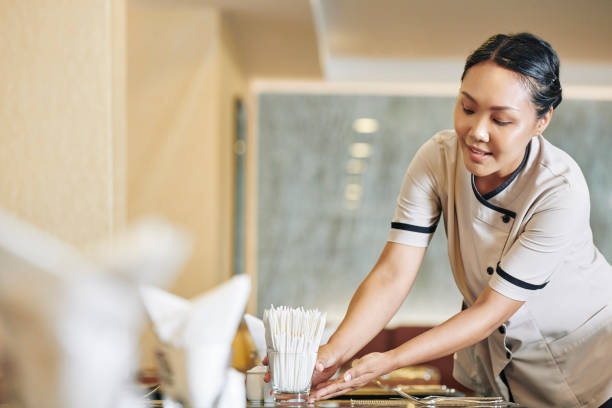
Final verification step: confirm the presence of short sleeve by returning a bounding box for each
[387,137,443,247]
[489,186,584,301]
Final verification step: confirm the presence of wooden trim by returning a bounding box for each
[245,82,259,315]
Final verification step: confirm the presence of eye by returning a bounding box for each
[493,118,512,126]
[462,104,474,115]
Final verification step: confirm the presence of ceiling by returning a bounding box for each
[318,0,612,61]
[199,0,612,82]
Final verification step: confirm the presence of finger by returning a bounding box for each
[310,382,339,399]
[314,377,340,390]
[343,359,373,382]
[315,381,328,390]
[262,356,268,366]
[263,372,270,382]
[316,373,370,400]
[316,354,337,372]
[308,387,355,402]
[310,378,347,400]
[311,381,355,402]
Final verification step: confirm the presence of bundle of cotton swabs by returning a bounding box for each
[263,305,326,393]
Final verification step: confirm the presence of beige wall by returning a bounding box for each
[128,0,246,369]
[128,0,244,298]
[1,0,244,371]
[0,0,126,245]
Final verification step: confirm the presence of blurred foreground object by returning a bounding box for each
[243,314,266,364]
[230,322,254,372]
[140,274,250,408]
[0,208,191,408]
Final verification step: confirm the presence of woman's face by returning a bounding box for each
[454,60,551,182]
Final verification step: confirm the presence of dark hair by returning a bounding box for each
[461,32,562,117]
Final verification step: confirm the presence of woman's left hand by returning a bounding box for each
[308,351,396,401]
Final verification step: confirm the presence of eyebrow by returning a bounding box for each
[461,91,519,111]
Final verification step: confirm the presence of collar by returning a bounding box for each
[470,141,532,219]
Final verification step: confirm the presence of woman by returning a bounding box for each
[309,33,612,407]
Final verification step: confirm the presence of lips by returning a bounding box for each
[466,144,492,164]
[468,145,491,155]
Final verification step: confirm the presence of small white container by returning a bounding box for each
[246,365,273,402]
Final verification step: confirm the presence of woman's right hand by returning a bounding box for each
[311,343,343,389]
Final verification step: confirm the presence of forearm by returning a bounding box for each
[388,286,523,370]
[311,301,507,402]
[327,243,424,364]
[328,271,407,363]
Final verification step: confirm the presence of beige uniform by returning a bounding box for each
[388,130,612,407]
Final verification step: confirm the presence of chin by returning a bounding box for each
[462,156,491,177]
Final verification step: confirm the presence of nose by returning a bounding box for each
[467,116,490,144]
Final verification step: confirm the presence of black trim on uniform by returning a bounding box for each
[472,179,517,218]
[496,263,548,290]
[391,221,437,234]
[600,396,612,408]
[470,141,532,218]
[391,222,437,234]
[482,142,531,200]
[499,370,515,403]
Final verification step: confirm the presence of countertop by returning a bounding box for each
[247,400,526,407]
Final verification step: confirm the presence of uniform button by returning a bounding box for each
[487,266,494,275]
[502,214,511,223]
[498,326,506,334]
[506,351,512,359]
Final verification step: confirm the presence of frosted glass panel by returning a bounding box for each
[256,93,612,325]
[544,99,612,257]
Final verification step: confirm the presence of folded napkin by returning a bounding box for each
[140,274,251,408]
[243,314,266,362]
[0,208,190,408]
